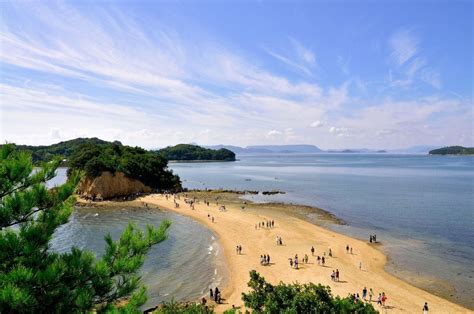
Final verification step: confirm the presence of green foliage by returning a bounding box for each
[153,300,214,314]
[157,144,236,161]
[68,142,181,191]
[10,137,113,164]
[242,270,377,313]
[429,146,474,155]
[0,144,171,313]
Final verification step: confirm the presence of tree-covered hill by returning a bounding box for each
[13,137,116,163]
[429,146,474,155]
[68,142,181,191]
[157,144,236,161]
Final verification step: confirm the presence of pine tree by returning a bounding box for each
[0,144,171,313]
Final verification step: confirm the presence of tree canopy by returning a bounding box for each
[157,144,236,161]
[429,146,474,155]
[0,144,171,313]
[68,142,181,191]
[11,137,114,164]
[241,270,377,313]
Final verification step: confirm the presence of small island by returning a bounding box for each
[68,142,182,199]
[157,144,236,161]
[429,146,474,155]
[6,138,183,200]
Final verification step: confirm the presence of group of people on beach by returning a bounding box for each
[369,234,377,243]
[235,245,242,255]
[260,254,271,265]
[206,214,215,223]
[256,219,275,229]
[345,244,353,254]
[209,287,222,304]
[289,254,299,269]
[159,193,439,313]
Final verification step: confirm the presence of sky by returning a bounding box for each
[0,0,472,149]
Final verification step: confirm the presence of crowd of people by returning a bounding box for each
[255,219,275,229]
[157,193,436,312]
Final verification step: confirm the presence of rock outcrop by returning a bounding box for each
[76,171,152,200]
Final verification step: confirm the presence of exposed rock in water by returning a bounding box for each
[76,171,152,200]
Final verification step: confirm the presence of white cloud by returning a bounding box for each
[310,120,324,128]
[267,130,283,137]
[329,126,348,136]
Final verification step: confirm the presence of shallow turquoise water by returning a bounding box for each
[49,187,223,309]
[169,153,474,307]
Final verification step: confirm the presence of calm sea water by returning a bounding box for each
[49,172,224,309]
[169,153,474,307]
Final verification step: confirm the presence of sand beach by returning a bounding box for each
[135,192,471,313]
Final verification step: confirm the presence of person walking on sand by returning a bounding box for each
[359,261,362,270]
[329,248,332,257]
[362,287,367,300]
[289,258,293,268]
[423,302,429,314]
[350,247,353,254]
[346,245,349,253]
[311,246,315,256]
[377,293,382,306]
[304,254,309,264]
[336,269,339,281]
[381,292,387,307]
[214,287,219,303]
[317,255,321,265]
[369,288,374,302]
[267,254,270,265]
[322,256,325,266]
[210,288,213,299]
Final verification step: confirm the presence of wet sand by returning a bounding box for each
[138,192,470,313]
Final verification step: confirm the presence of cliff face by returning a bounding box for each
[76,171,152,200]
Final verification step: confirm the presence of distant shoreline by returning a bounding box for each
[168,160,236,163]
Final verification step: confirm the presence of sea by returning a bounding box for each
[168,153,474,308]
[49,153,474,308]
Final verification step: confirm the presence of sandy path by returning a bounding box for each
[141,194,470,313]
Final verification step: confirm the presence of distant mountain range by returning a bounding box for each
[205,144,441,155]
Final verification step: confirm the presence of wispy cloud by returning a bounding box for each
[0,2,468,149]
[389,29,419,66]
[289,38,316,66]
[387,28,441,89]
[264,48,313,76]
[264,38,316,76]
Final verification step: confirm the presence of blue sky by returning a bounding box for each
[0,0,472,149]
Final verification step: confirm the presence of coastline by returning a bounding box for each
[133,192,471,313]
